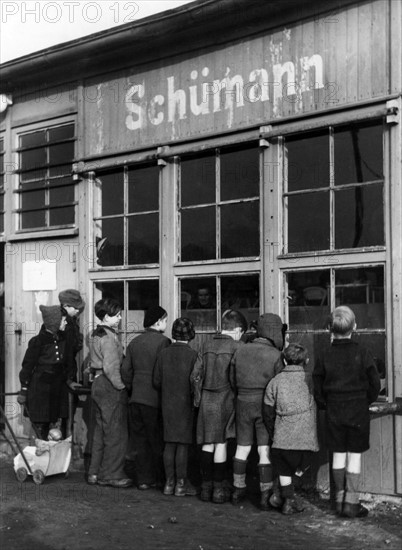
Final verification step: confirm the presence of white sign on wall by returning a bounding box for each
[22,261,57,291]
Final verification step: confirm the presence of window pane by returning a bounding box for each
[128,280,160,333]
[221,201,259,258]
[287,192,330,252]
[181,277,216,332]
[97,217,124,266]
[49,142,74,166]
[128,213,159,264]
[354,333,386,397]
[49,206,75,226]
[20,131,46,148]
[128,166,159,213]
[20,148,46,171]
[334,122,383,185]
[288,270,330,329]
[49,164,72,178]
[181,155,215,206]
[221,146,259,200]
[21,169,46,183]
[21,210,45,229]
[21,189,45,210]
[335,184,384,248]
[181,206,215,261]
[286,132,329,191]
[49,186,74,205]
[101,171,124,216]
[335,266,384,328]
[221,274,260,328]
[48,124,74,141]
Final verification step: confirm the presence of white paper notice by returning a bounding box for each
[22,261,57,291]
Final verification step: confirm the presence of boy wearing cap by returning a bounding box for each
[121,305,171,490]
[18,306,68,440]
[153,317,199,497]
[231,312,286,509]
[58,289,85,391]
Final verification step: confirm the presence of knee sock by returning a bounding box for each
[213,462,226,484]
[345,472,361,505]
[163,443,176,480]
[258,463,273,493]
[175,444,188,480]
[281,483,295,499]
[233,458,247,489]
[332,467,346,504]
[200,450,214,484]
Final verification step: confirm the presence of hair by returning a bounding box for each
[95,298,122,321]
[221,309,248,333]
[330,305,356,335]
[283,343,308,366]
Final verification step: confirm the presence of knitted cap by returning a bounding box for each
[58,289,85,312]
[172,317,195,341]
[40,305,63,334]
[143,305,167,328]
[257,313,284,349]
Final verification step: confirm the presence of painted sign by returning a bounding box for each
[83,0,389,155]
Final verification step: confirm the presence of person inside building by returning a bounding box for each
[87,298,132,488]
[263,343,319,515]
[18,305,69,441]
[121,305,171,490]
[189,285,216,309]
[230,313,286,510]
[153,317,199,497]
[191,309,247,504]
[313,305,380,518]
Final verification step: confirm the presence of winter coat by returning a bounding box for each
[153,343,198,443]
[264,364,319,451]
[89,325,125,390]
[121,329,171,408]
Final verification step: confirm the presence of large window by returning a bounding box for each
[179,145,260,261]
[0,138,4,234]
[285,120,384,253]
[17,123,76,230]
[94,165,160,267]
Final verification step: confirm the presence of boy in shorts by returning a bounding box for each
[313,305,380,518]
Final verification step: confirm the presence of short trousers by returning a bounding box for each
[326,399,370,453]
[235,399,269,446]
[270,448,314,477]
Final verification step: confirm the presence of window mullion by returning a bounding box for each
[124,166,128,266]
[329,127,335,250]
[216,149,220,260]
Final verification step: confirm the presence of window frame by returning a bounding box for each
[0,135,4,237]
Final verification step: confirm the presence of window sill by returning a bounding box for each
[278,246,386,260]
[8,227,78,241]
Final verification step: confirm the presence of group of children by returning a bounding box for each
[18,295,380,519]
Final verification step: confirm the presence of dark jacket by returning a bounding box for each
[121,329,171,408]
[313,338,380,408]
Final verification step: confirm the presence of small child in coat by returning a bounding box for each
[313,305,380,518]
[263,343,319,515]
[153,317,199,497]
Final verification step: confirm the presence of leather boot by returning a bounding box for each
[212,481,229,504]
[163,477,175,496]
[200,480,213,502]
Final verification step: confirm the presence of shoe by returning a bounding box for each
[200,482,213,502]
[260,489,271,511]
[163,478,175,496]
[342,502,369,518]
[98,478,133,488]
[174,478,199,497]
[336,501,344,515]
[87,474,98,485]
[281,497,304,515]
[269,493,284,509]
[138,483,156,491]
[212,482,229,504]
[232,487,247,505]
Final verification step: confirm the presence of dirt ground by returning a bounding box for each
[1,455,401,550]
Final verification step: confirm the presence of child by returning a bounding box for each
[313,305,380,518]
[263,343,319,514]
[58,289,85,391]
[87,298,132,488]
[18,305,68,441]
[153,317,199,497]
[231,312,286,509]
[191,309,247,504]
[121,305,171,490]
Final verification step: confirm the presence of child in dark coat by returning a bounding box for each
[313,305,380,518]
[153,318,199,497]
[263,343,319,515]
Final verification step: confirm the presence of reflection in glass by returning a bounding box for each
[128,280,159,334]
[101,172,124,216]
[181,277,216,333]
[335,184,384,248]
[181,155,215,207]
[221,201,259,258]
[221,274,260,332]
[181,207,215,261]
[128,166,159,213]
[286,132,329,192]
[287,192,330,252]
[334,122,383,185]
[128,213,159,264]
[220,147,259,201]
[97,217,124,266]
[288,270,330,329]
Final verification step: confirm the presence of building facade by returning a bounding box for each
[0,0,401,495]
